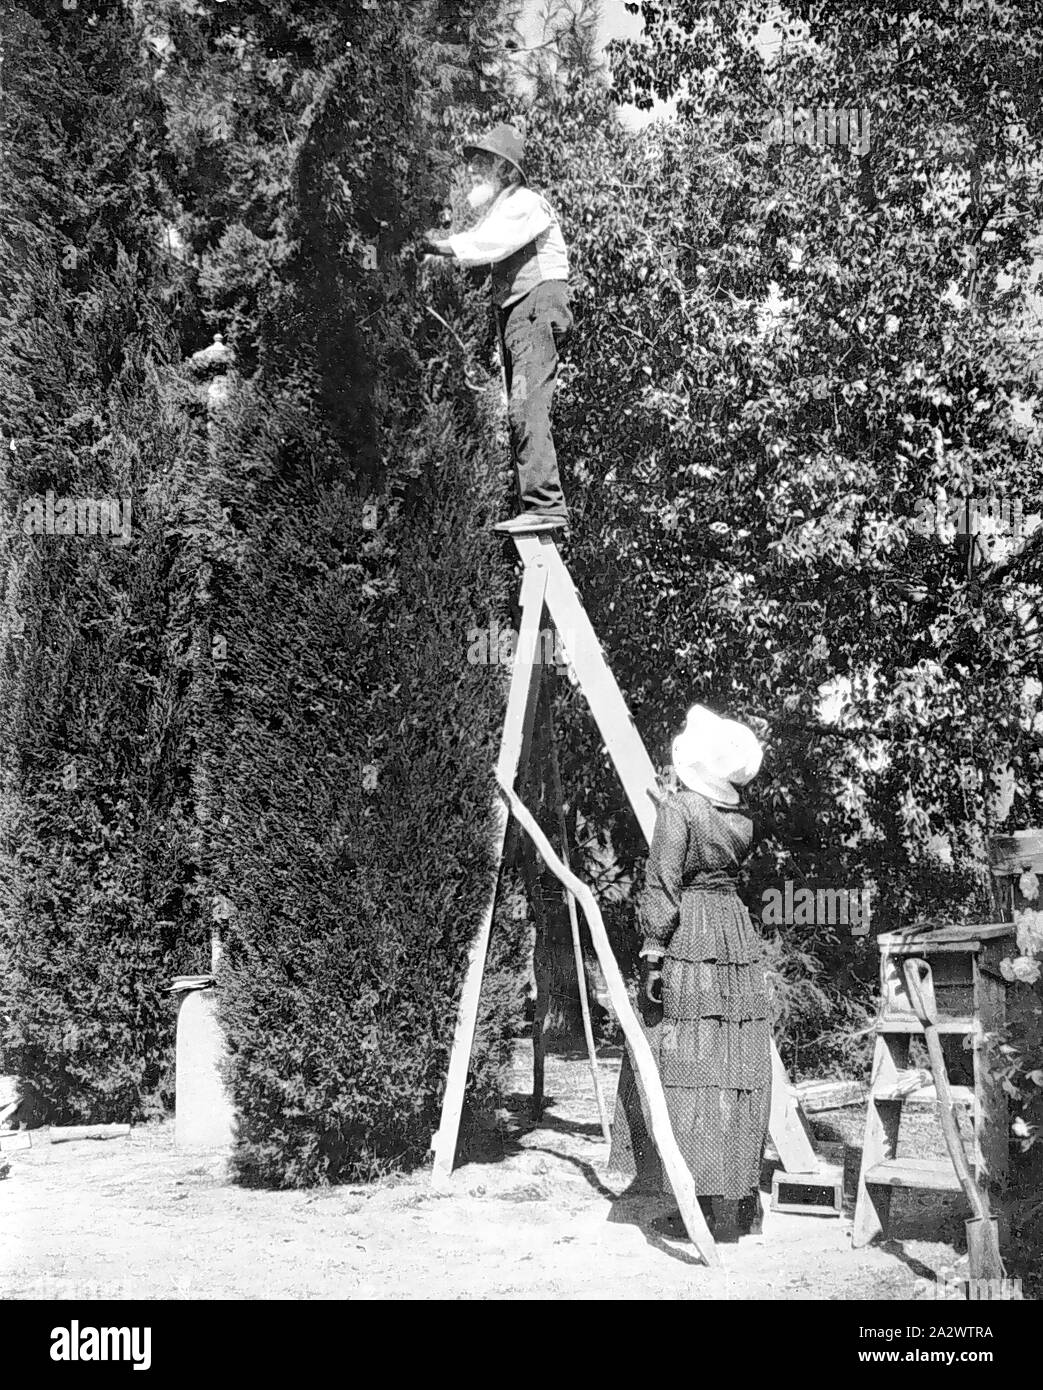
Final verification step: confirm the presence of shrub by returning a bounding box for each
[0,9,205,1121]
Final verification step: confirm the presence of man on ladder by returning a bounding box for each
[424,123,573,535]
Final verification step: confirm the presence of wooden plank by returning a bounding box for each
[494,556,550,793]
[988,830,1043,877]
[48,1124,130,1144]
[542,672,612,1144]
[864,1157,962,1192]
[876,1016,977,1034]
[522,681,551,1121]
[773,1164,843,1187]
[431,810,511,1182]
[0,1130,31,1153]
[771,1167,843,1216]
[769,1046,819,1172]
[795,1079,866,1112]
[974,963,1008,1198]
[523,843,550,1120]
[521,534,817,1174]
[430,556,549,1185]
[881,940,983,955]
[500,780,719,1266]
[853,1034,907,1247]
[877,924,1012,947]
[901,958,992,1233]
[770,1197,843,1217]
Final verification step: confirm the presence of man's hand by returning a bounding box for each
[421,230,453,258]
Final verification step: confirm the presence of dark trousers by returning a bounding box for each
[496,280,572,516]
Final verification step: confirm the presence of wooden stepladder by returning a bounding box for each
[430,531,817,1263]
[852,923,1013,1250]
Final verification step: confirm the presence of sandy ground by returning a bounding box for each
[0,1043,1020,1301]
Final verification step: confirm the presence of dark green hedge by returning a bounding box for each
[0,0,528,1172]
[0,8,206,1121]
[172,2,527,1184]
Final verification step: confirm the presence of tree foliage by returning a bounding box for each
[0,3,207,1121]
[486,1,1043,1080]
[134,0,527,1183]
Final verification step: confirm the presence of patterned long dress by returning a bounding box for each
[608,789,771,1199]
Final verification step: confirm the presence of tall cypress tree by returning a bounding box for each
[0,4,206,1120]
[145,0,526,1183]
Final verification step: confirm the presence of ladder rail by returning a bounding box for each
[430,556,548,1183]
[515,535,660,840]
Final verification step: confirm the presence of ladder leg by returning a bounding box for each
[518,703,550,1121]
[973,976,1009,1239]
[430,805,510,1185]
[542,669,612,1144]
[769,1043,819,1173]
[853,1034,908,1247]
[430,556,548,1185]
[525,846,551,1120]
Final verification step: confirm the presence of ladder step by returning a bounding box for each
[876,1016,975,1034]
[771,1165,844,1216]
[874,1073,975,1106]
[864,1157,962,1191]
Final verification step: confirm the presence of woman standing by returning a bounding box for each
[609,705,771,1241]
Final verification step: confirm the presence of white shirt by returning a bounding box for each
[447,186,569,308]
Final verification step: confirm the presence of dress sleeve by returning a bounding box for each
[637,796,689,957]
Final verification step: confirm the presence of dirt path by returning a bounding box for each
[1,1045,981,1299]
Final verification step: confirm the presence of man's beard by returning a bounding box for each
[466,178,499,210]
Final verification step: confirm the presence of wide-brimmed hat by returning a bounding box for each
[671,705,763,806]
[462,123,526,183]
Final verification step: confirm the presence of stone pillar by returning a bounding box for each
[173,982,234,1151]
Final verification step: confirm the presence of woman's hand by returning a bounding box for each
[640,955,664,1005]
